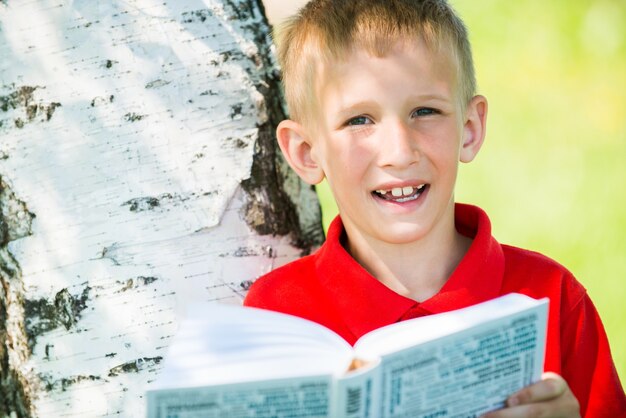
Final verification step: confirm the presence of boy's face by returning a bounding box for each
[292,39,485,248]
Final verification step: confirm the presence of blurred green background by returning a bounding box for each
[310,0,625,382]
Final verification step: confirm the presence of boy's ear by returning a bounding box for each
[460,95,488,163]
[276,119,325,185]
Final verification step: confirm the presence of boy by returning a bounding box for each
[244,0,626,416]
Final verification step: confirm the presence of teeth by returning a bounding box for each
[390,186,418,197]
[375,184,426,198]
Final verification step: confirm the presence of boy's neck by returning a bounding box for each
[343,211,472,303]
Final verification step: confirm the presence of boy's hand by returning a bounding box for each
[481,372,580,418]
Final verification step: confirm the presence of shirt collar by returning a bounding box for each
[314,203,505,341]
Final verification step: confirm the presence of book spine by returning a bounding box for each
[333,362,381,418]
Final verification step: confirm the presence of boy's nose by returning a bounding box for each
[377,120,420,169]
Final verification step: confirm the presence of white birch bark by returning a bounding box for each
[0,0,323,416]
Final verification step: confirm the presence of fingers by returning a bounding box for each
[480,373,580,418]
[482,401,580,418]
[507,372,567,406]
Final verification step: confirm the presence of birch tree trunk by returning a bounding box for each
[0,1,323,416]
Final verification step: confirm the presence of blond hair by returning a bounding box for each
[275,0,476,124]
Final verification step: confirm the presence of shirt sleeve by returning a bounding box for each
[559,292,626,417]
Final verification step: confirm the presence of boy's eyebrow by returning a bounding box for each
[335,94,454,115]
[411,93,454,103]
[332,101,379,122]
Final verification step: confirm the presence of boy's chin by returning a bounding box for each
[370,223,435,245]
[390,232,431,245]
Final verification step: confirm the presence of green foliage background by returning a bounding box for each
[315,0,626,382]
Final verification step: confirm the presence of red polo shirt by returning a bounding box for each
[244,204,626,417]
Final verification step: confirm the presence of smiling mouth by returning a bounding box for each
[373,184,428,203]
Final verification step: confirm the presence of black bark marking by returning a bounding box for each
[0,176,34,416]
[115,276,159,293]
[239,15,325,253]
[39,373,102,392]
[230,103,243,119]
[108,356,163,377]
[122,196,160,212]
[91,95,114,107]
[59,375,101,391]
[44,103,61,121]
[233,247,258,257]
[26,104,37,120]
[117,280,133,293]
[23,285,91,350]
[141,276,158,285]
[221,51,231,61]
[0,177,35,247]
[99,243,121,266]
[124,112,146,122]
[223,0,254,21]
[44,344,53,360]
[145,79,171,89]
[0,85,61,127]
[0,86,37,112]
[240,280,253,291]
[181,9,214,24]
[122,193,192,213]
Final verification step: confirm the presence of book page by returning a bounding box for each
[355,294,548,418]
[147,376,332,418]
[151,303,354,390]
[146,303,355,416]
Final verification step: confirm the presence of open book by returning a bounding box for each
[146,293,548,418]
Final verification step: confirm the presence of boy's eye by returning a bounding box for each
[346,116,372,126]
[412,108,439,117]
